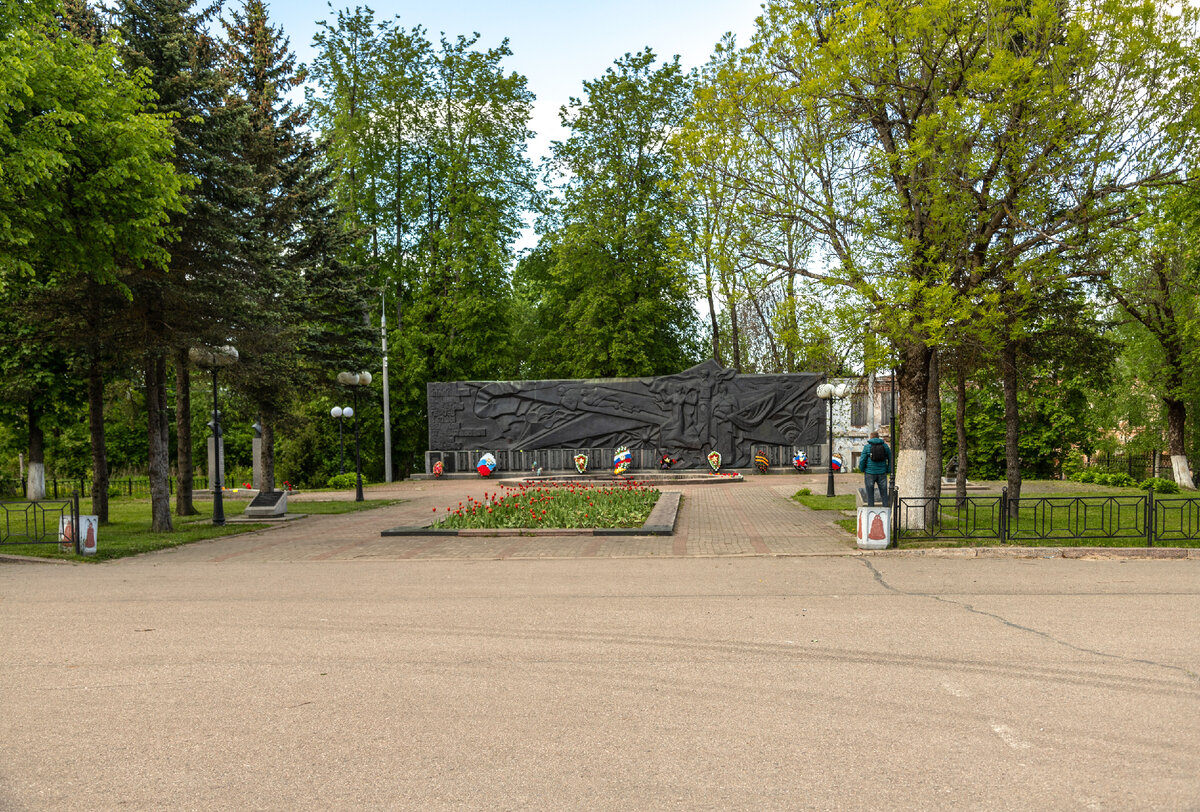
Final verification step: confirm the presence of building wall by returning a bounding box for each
[826,374,896,470]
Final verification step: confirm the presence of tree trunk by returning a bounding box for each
[87,360,109,523]
[1165,397,1195,489]
[1000,340,1022,516]
[706,268,720,364]
[146,353,173,532]
[26,401,45,502]
[924,346,942,523]
[895,338,931,527]
[174,347,196,516]
[729,291,742,372]
[954,355,968,508]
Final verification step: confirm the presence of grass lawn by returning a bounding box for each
[431,480,659,529]
[0,497,398,561]
[890,486,1200,548]
[291,499,399,515]
[804,480,1200,548]
[792,490,856,511]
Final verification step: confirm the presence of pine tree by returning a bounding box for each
[220,0,313,492]
[116,0,252,528]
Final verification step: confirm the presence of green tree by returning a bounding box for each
[220,0,317,493]
[116,0,254,528]
[687,0,1200,516]
[0,5,183,511]
[1103,194,1200,488]
[521,49,701,379]
[310,20,536,475]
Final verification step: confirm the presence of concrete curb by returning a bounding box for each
[860,546,1200,560]
[0,553,75,565]
[381,491,682,538]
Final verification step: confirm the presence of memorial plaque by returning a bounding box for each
[243,490,287,518]
[426,360,824,469]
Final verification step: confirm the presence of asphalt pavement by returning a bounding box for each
[1,475,1197,810]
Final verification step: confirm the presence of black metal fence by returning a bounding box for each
[0,495,77,547]
[0,475,237,500]
[893,489,1200,547]
[1081,451,1198,483]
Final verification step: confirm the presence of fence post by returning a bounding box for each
[890,488,899,548]
[1146,486,1154,548]
[72,491,81,555]
[52,479,58,499]
[999,487,1008,545]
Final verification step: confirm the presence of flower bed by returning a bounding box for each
[431,480,660,529]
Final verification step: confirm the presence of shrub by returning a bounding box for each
[326,472,366,490]
[1096,472,1135,488]
[1075,469,1097,483]
[796,488,812,497]
[1138,476,1180,494]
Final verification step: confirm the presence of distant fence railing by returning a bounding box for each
[1081,452,1198,483]
[0,475,237,500]
[893,489,1200,547]
[0,495,77,547]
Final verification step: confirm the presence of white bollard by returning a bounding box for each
[856,506,891,549]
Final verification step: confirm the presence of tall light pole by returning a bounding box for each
[337,371,372,501]
[816,381,850,498]
[330,405,353,474]
[189,345,238,525]
[381,290,392,482]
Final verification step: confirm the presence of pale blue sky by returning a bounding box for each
[266,0,764,162]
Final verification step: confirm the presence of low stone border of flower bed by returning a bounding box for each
[381,491,681,537]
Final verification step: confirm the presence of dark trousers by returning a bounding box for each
[864,473,888,506]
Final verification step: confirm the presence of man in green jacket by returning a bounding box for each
[859,431,893,507]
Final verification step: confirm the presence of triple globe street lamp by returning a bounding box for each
[330,405,353,475]
[189,344,239,526]
[815,381,851,498]
[336,371,372,502]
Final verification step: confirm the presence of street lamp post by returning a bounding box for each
[330,405,353,474]
[189,345,239,526]
[337,371,372,501]
[816,381,850,498]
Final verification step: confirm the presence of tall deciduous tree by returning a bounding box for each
[688,0,1200,515]
[0,4,183,510]
[1105,191,1200,488]
[310,19,535,475]
[520,49,700,378]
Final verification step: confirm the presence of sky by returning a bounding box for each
[266,0,765,164]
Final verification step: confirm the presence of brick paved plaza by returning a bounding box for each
[176,473,858,563]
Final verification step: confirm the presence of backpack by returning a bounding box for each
[870,442,888,463]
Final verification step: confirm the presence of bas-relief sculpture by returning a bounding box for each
[427,360,825,469]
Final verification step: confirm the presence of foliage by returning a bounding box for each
[0,11,183,289]
[309,16,536,476]
[430,480,659,529]
[326,471,367,490]
[1139,476,1180,494]
[516,49,702,378]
